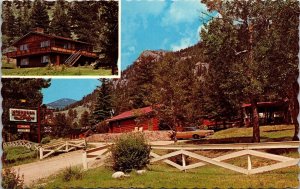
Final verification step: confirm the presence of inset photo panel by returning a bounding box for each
[2,0,119,77]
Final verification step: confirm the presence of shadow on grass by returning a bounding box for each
[186,136,294,145]
[264,128,293,132]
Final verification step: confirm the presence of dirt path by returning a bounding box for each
[13,143,106,187]
[13,141,173,186]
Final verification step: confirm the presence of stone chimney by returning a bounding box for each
[33,27,44,33]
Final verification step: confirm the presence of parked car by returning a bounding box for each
[171,127,214,140]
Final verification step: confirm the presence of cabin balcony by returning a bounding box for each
[5,46,98,58]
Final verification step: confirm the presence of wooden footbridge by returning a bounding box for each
[82,141,299,175]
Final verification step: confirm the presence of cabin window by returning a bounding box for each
[40,41,50,48]
[20,44,28,51]
[64,43,72,49]
[41,55,49,64]
[20,58,29,65]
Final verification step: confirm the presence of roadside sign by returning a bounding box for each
[44,126,52,133]
[18,128,30,133]
[17,125,30,129]
[9,108,37,122]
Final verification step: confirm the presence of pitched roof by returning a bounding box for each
[12,31,92,46]
[107,106,153,122]
[242,101,287,108]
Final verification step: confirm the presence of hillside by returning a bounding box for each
[47,98,77,110]
[58,42,206,118]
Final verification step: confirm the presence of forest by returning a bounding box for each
[2,0,118,70]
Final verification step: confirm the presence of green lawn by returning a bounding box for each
[206,124,294,142]
[33,153,298,189]
[3,146,39,167]
[2,65,113,76]
[32,125,299,188]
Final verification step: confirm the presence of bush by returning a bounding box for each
[96,121,110,133]
[111,132,151,172]
[4,146,37,164]
[41,136,51,144]
[2,168,24,189]
[62,167,83,182]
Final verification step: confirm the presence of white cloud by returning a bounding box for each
[162,0,209,26]
[171,37,193,51]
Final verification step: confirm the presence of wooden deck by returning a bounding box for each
[6,46,97,58]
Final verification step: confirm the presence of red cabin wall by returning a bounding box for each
[109,117,160,133]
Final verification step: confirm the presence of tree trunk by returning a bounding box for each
[251,98,260,142]
[291,82,299,141]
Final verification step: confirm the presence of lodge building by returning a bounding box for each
[5,28,97,67]
[107,106,159,133]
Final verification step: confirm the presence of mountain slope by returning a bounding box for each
[47,98,77,109]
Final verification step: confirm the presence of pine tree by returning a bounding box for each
[79,111,90,129]
[2,78,51,141]
[91,79,113,126]
[94,0,118,74]
[30,0,50,31]
[20,0,32,35]
[49,0,71,37]
[2,1,17,46]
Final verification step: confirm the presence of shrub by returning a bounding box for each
[41,136,51,144]
[96,121,110,133]
[4,146,37,164]
[111,132,151,172]
[62,167,83,182]
[2,168,24,189]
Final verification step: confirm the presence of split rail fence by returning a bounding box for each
[82,141,299,175]
[39,139,86,159]
[3,140,40,150]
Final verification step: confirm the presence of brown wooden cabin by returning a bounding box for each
[107,106,160,133]
[242,101,289,126]
[5,28,98,67]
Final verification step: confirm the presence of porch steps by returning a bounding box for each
[65,50,82,66]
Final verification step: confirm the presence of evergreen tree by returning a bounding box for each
[30,0,50,31]
[49,0,71,37]
[91,79,113,126]
[79,110,90,129]
[68,1,100,43]
[2,1,17,47]
[2,78,51,141]
[19,0,32,35]
[150,56,201,141]
[94,0,119,74]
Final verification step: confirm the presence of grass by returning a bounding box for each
[3,146,39,167]
[204,124,295,142]
[33,151,299,189]
[33,125,299,188]
[2,65,113,76]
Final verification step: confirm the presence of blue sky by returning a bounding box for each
[42,79,100,104]
[42,0,214,103]
[121,0,213,69]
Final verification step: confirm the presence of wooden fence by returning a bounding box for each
[39,139,86,159]
[3,140,40,150]
[82,141,299,175]
[82,144,111,170]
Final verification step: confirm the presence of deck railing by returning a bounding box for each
[6,46,97,58]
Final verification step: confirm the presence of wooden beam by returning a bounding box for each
[249,159,299,174]
[182,150,248,174]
